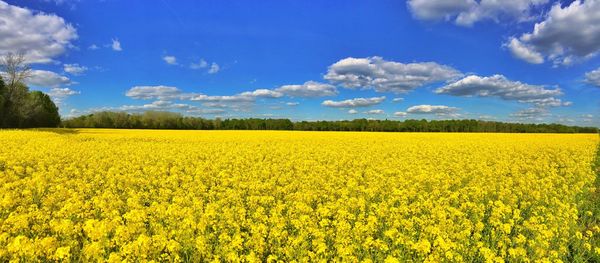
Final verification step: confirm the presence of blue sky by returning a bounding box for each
[3,0,600,126]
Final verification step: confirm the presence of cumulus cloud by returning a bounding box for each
[585,67,600,88]
[406,105,459,114]
[190,59,208,69]
[97,100,226,116]
[407,0,548,26]
[321,96,386,108]
[507,0,600,65]
[162,55,177,65]
[393,111,408,117]
[120,100,192,111]
[238,89,283,98]
[510,107,549,119]
[0,1,78,63]
[435,74,569,107]
[111,38,122,51]
[325,56,461,93]
[47,87,79,104]
[392,97,404,102]
[26,70,73,88]
[348,109,358,114]
[188,94,256,103]
[88,44,99,50]
[63,63,87,75]
[208,62,220,74]
[365,109,384,115]
[126,86,184,100]
[506,38,544,64]
[275,81,337,97]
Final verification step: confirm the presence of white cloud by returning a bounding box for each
[506,38,544,64]
[63,63,87,75]
[0,1,78,63]
[103,100,227,116]
[348,109,358,114]
[88,44,99,50]
[275,81,338,97]
[111,38,122,51]
[162,55,177,65]
[392,97,404,102]
[585,67,600,88]
[393,111,408,117]
[406,105,459,114]
[189,94,255,103]
[190,89,282,103]
[325,56,462,93]
[238,89,283,98]
[190,59,208,69]
[507,0,600,65]
[208,62,220,74]
[365,109,384,115]
[321,96,386,108]
[120,100,190,111]
[47,87,79,104]
[286,102,299,106]
[407,0,548,26]
[510,107,549,119]
[26,70,73,88]
[435,74,569,107]
[126,86,184,100]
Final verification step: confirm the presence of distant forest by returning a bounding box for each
[62,111,599,133]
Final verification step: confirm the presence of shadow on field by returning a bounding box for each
[32,128,80,135]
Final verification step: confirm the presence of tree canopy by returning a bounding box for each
[62,111,599,133]
[0,53,61,128]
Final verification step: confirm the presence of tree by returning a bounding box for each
[0,53,61,128]
[1,53,32,127]
[23,91,60,127]
[1,52,31,89]
[0,78,5,124]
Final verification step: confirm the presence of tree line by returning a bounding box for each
[62,111,599,133]
[0,53,60,128]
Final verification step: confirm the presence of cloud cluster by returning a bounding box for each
[321,96,386,108]
[406,104,459,115]
[63,63,87,75]
[275,81,337,97]
[111,39,122,51]
[190,59,208,69]
[510,107,549,119]
[585,67,600,88]
[126,86,184,100]
[507,0,600,66]
[77,100,226,116]
[435,74,569,107]
[0,1,77,63]
[324,56,462,93]
[365,109,384,115]
[208,63,220,74]
[26,70,73,88]
[48,87,80,104]
[407,0,548,26]
[162,56,177,65]
[393,111,408,117]
[189,58,220,74]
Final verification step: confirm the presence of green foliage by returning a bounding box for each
[22,91,61,127]
[62,111,599,133]
[0,77,61,128]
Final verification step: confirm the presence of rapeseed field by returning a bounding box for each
[0,129,598,262]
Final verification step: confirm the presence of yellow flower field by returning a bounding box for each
[0,129,598,262]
